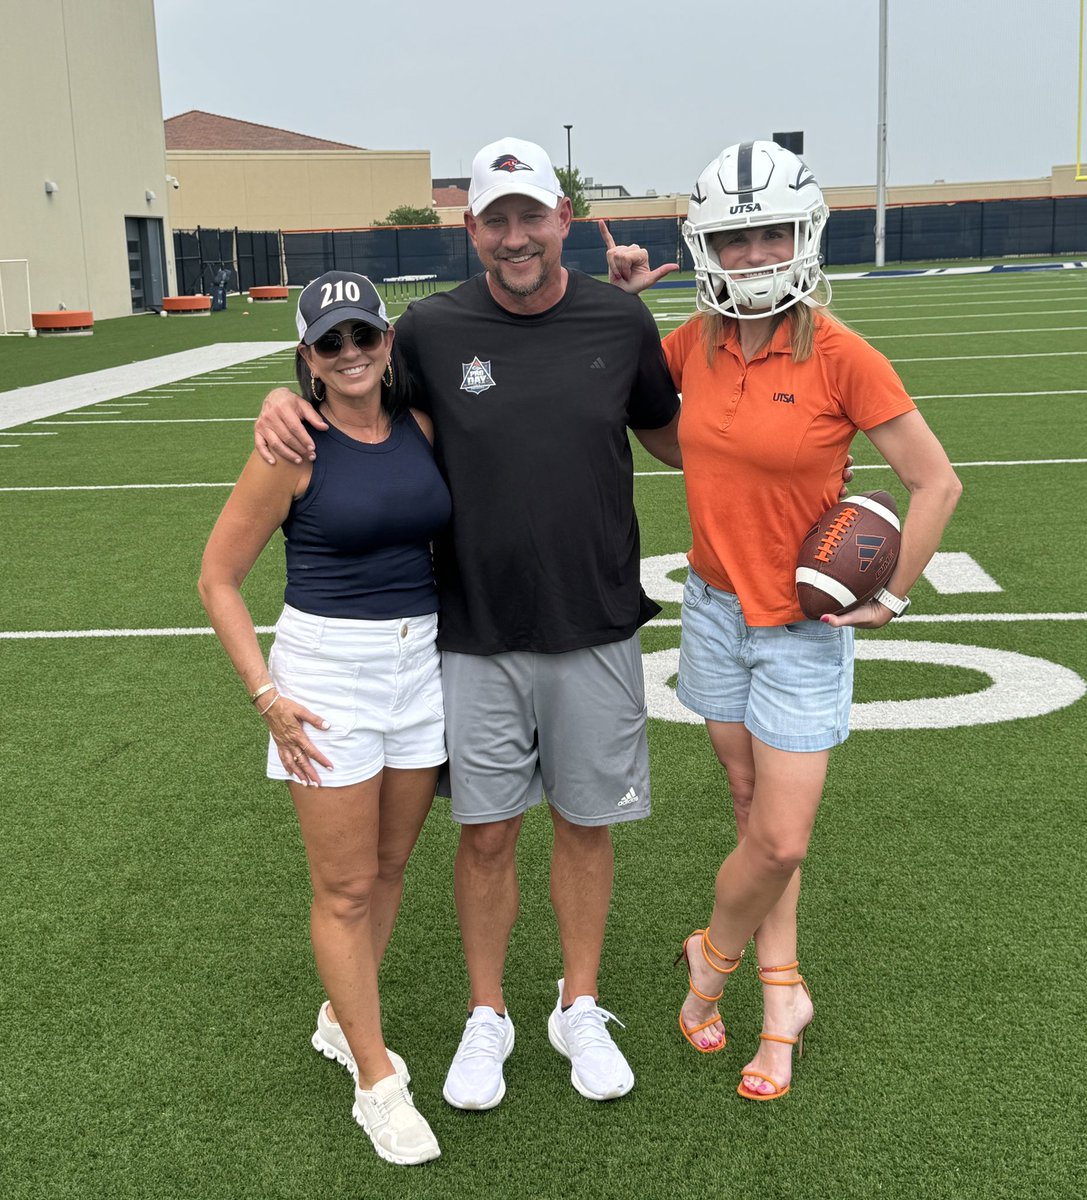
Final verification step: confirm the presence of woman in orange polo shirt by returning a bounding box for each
[605,141,961,1100]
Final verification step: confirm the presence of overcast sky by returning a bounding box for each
[154,0,1081,195]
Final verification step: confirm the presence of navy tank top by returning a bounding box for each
[282,412,451,619]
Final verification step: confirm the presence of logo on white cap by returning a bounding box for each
[491,154,532,174]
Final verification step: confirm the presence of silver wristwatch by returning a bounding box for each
[874,587,910,618]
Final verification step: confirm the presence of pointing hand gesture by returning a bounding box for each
[598,220,679,295]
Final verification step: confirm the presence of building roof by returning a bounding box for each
[432,185,469,207]
[165,110,362,151]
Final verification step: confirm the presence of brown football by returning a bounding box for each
[795,490,901,619]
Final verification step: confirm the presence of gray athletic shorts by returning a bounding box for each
[441,634,650,827]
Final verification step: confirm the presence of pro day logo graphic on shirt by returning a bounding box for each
[460,357,496,394]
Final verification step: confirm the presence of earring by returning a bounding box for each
[311,372,325,401]
[383,358,394,388]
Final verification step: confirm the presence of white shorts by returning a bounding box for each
[266,604,446,787]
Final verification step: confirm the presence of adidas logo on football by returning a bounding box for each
[590,357,606,369]
[617,787,639,807]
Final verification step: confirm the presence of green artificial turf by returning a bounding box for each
[2,263,1085,1200]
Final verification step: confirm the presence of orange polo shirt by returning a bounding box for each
[661,313,916,625]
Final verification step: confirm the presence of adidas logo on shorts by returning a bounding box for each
[616,788,639,808]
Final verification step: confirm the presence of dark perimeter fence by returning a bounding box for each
[172,195,1087,295]
[172,228,283,295]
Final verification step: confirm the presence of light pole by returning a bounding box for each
[874,0,888,266]
[563,124,573,182]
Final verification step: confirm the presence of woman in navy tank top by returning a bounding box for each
[200,273,450,1165]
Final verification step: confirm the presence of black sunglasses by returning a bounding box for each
[311,323,385,357]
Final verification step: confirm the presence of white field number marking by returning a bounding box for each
[923,552,1002,594]
[639,554,1084,729]
[642,551,1002,601]
[641,643,1085,730]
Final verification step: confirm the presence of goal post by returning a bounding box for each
[0,259,33,335]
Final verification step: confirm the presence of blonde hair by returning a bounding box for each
[699,275,837,365]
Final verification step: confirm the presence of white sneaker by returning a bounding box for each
[310,1002,408,1083]
[353,1073,440,1166]
[442,1006,515,1110]
[547,979,634,1101]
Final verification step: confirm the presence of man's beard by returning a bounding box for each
[492,249,549,298]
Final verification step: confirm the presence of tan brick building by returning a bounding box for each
[165,112,433,232]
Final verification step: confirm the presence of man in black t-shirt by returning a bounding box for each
[256,137,680,1112]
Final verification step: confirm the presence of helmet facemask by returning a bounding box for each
[683,141,831,321]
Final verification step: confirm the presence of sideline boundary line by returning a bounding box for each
[0,342,294,430]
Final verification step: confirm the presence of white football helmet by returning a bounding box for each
[683,140,830,320]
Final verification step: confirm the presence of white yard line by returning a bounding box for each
[913,391,1086,399]
[869,326,1087,340]
[4,458,1081,491]
[33,418,254,425]
[4,612,1085,639]
[892,350,1087,363]
[1,482,234,492]
[182,380,296,385]
[0,480,235,489]
[632,458,1087,478]
[836,296,1087,313]
[643,613,1086,629]
[847,308,1087,323]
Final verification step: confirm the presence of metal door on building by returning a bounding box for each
[126,217,167,312]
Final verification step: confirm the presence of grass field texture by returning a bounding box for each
[2,266,1085,1200]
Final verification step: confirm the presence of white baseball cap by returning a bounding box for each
[468,137,564,215]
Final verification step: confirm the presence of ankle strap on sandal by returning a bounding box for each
[757,961,803,985]
[702,930,743,975]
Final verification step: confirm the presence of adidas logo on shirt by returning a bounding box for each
[590,357,606,370]
[617,787,639,807]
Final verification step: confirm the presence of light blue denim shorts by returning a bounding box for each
[676,568,854,752]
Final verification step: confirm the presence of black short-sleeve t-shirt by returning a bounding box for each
[395,270,679,655]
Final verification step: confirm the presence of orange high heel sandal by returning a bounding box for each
[736,961,812,1101]
[674,929,742,1053]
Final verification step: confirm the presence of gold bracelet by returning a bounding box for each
[258,692,281,717]
[250,681,276,705]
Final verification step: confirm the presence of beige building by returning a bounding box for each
[165,112,433,231]
[0,0,174,326]
[433,164,1085,225]
[819,163,1085,210]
